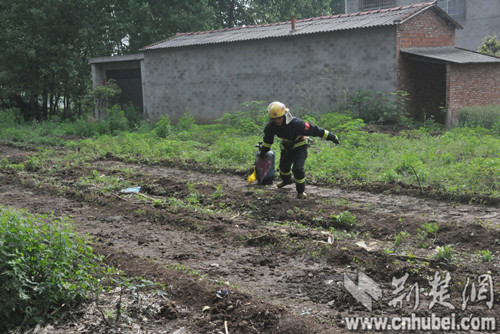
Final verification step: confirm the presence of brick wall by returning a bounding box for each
[397,8,455,91]
[447,63,500,121]
[397,9,455,50]
[396,8,456,123]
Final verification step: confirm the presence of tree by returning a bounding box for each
[0,0,122,120]
[208,0,345,29]
[0,0,346,121]
[478,34,500,56]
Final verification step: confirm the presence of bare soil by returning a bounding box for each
[1,143,499,333]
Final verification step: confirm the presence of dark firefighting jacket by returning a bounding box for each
[261,117,332,153]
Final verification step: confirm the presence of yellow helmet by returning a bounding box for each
[267,101,288,119]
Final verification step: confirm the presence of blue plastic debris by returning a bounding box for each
[216,289,228,298]
[121,186,141,193]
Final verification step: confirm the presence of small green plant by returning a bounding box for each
[175,111,197,132]
[433,245,454,263]
[383,248,394,255]
[212,185,224,199]
[475,249,494,262]
[186,182,201,204]
[331,211,357,229]
[422,222,439,236]
[394,231,409,247]
[416,222,439,248]
[154,115,173,138]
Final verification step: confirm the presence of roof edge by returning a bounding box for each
[89,53,144,64]
[140,1,437,51]
[398,1,463,29]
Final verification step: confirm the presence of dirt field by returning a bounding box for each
[1,143,499,333]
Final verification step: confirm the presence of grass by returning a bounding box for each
[1,104,499,203]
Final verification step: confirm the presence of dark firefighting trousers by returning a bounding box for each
[279,144,308,193]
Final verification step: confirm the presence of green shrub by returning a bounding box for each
[457,105,500,133]
[123,102,144,129]
[68,116,109,137]
[215,101,267,136]
[478,34,500,56]
[0,107,23,128]
[330,211,358,229]
[106,105,129,134]
[433,245,454,263]
[345,90,409,125]
[175,111,197,132]
[154,115,173,138]
[0,207,102,331]
[318,112,365,134]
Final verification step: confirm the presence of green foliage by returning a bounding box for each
[475,249,494,262]
[318,112,365,134]
[154,115,174,138]
[215,101,268,135]
[457,105,500,134]
[0,206,102,331]
[394,231,409,247]
[123,102,145,129]
[345,90,409,124]
[175,111,197,132]
[478,34,500,56]
[66,115,110,137]
[0,108,23,127]
[330,211,358,229]
[106,105,129,135]
[416,222,439,248]
[433,245,454,263]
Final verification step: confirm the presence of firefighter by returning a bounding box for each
[259,101,340,199]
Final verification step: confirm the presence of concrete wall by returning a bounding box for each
[346,0,500,51]
[143,26,397,123]
[456,0,500,50]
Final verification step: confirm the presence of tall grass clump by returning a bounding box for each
[457,105,500,135]
[0,206,102,331]
[340,90,409,125]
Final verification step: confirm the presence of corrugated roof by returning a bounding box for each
[401,47,500,64]
[142,2,451,51]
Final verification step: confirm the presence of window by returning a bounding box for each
[437,0,466,21]
[359,0,396,11]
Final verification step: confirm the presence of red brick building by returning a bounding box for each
[395,3,500,126]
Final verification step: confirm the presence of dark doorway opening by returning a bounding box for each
[402,56,447,124]
[106,69,143,113]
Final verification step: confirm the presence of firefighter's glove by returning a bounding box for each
[259,147,270,159]
[326,133,340,144]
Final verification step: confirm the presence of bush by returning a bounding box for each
[69,116,110,137]
[106,105,129,134]
[175,111,197,132]
[123,102,144,129]
[457,105,500,134]
[0,207,102,331]
[345,90,409,124]
[154,115,173,138]
[215,101,268,136]
[0,107,23,128]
